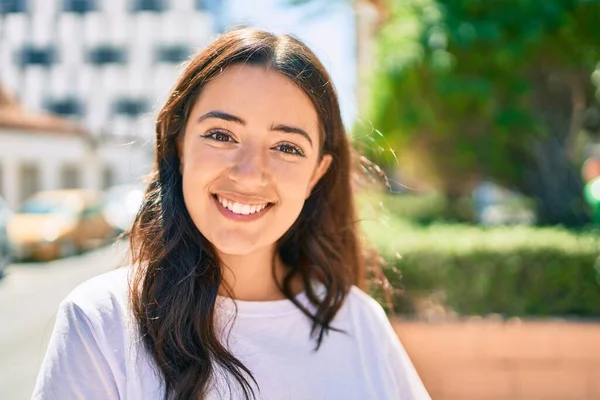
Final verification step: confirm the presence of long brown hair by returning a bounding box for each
[129,28,365,399]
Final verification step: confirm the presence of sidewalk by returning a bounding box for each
[392,319,600,400]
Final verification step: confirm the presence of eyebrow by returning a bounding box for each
[196,110,313,148]
[197,110,244,125]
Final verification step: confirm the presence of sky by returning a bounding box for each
[224,0,358,129]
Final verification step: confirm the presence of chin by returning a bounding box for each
[208,232,265,256]
[214,244,256,256]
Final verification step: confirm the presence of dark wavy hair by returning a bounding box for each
[129,28,366,399]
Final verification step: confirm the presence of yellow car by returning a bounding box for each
[7,189,115,261]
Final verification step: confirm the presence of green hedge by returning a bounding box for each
[360,195,600,318]
[379,192,449,224]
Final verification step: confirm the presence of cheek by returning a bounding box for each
[181,148,228,213]
[188,144,231,167]
[183,146,230,182]
[269,159,314,205]
[180,149,226,243]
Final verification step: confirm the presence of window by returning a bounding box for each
[102,166,114,190]
[61,164,80,189]
[195,0,219,11]
[113,97,147,117]
[62,0,96,13]
[19,164,39,203]
[0,163,4,198]
[156,44,190,63]
[87,46,126,65]
[195,0,224,32]
[132,0,164,12]
[46,97,84,117]
[0,0,28,13]
[20,46,55,66]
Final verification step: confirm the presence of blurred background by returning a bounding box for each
[1,0,599,399]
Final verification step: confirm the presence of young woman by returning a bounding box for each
[33,28,430,400]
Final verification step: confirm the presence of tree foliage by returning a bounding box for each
[357,0,600,224]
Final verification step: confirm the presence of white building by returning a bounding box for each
[0,0,221,138]
[0,86,150,210]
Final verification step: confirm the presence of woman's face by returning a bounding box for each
[178,64,332,256]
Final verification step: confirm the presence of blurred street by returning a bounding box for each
[0,240,128,400]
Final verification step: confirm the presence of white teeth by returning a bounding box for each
[232,203,243,214]
[216,195,269,215]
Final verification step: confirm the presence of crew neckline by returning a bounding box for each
[215,282,323,317]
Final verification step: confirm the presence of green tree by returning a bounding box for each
[356,0,600,225]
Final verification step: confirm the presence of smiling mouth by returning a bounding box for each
[212,194,274,216]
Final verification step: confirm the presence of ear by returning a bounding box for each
[306,154,332,199]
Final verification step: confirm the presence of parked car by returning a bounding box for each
[102,184,145,234]
[7,189,115,261]
[0,196,12,276]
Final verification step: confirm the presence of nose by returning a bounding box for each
[228,145,269,188]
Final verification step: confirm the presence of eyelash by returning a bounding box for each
[201,130,306,157]
[202,130,233,143]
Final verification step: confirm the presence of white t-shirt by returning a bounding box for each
[32,267,430,400]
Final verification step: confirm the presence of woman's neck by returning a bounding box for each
[217,246,304,301]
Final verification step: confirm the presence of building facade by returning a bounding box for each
[0,128,150,209]
[0,0,221,138]
[0,85,150,209]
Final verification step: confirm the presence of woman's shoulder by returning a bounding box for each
[340,285,395,338]
[60,266,132,327]
[344,286,432,400]
[345,285,388,318]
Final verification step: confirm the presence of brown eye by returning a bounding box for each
[202,130,235,142]
[275,143,304,157]
[214,132,231,142]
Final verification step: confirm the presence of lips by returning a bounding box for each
[211,193,274,222]
[214,194,270,215]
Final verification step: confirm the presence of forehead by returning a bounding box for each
[191,64,319,129]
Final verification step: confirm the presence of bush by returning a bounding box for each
[358,191,450,224]
[360,195,600,319]
[381,192,448,224]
